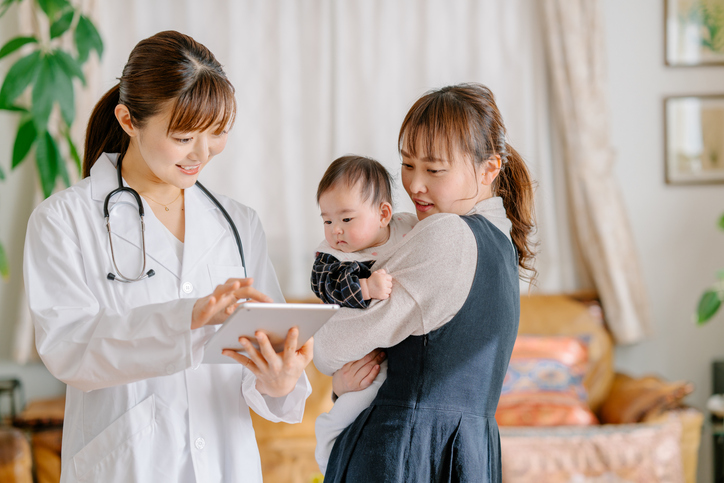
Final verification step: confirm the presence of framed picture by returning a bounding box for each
[665,0,724,66]
[665,95,724,184]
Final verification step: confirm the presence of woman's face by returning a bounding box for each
[401,146,495,220]
[126,105,229,189]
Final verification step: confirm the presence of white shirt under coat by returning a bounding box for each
[23,153,311,483]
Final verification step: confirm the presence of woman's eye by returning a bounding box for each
[401,163,412,169]
[342,218,352,223]
[175,137,192,144]
[428,169,445,174]
[323,220,331,225]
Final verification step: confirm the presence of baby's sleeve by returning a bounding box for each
[311,252,373,308]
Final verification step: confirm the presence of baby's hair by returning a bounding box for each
[317,155,393,207]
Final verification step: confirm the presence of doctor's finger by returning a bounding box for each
[295,337,314,365]
[222,350,259,375]
[282,327,300,359]
[255,332,281,369]
[234,285,273,304]
[239,337,269,371]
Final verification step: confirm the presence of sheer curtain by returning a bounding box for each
[12,0,579,360]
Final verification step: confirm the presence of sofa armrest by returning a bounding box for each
[644,408,703,483]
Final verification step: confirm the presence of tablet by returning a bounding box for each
[202,302,339,364]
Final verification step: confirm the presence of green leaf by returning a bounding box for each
[49,55,74,125]
[0,242,8,280]
[0,36,38,60]
[49,10,74,39]
[31,55,54,131]
[66,132,81,176]
[53,49,85,85]
[0,50,42,108]
[0,163,5,180]
[35,130,60,198]
[74,15,103,64]
[57,145,70,188]
[36,0,71,21]
[12,118,37,168]
[0,104,28,113]
[719,212,724,230]
[696,290,723,324]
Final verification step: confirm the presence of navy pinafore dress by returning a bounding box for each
[324,214,520,482]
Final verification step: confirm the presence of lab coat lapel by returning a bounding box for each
[181,185,225,277]
[90,153,182,278]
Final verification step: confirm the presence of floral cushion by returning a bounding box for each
[495,336,598,426]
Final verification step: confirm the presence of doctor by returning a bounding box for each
[23,31,312,483]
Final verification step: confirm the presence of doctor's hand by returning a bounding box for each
[332,348,386,397]
[191,278,272,330]
[222,327,313,398]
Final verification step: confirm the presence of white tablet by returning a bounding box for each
[202,302,339,364]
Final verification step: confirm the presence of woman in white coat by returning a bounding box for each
[23,30,313,483]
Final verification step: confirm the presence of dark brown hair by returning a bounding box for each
[398,83,537,282]
[83,30,236,177]
[316,155,393,208]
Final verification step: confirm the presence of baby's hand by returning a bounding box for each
[366,269,393,300]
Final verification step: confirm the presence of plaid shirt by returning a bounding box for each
[311,252,375,308]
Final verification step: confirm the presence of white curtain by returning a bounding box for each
[541,0,653,344]
[12,0,581,360]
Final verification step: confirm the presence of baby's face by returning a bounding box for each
[319,182,389,253]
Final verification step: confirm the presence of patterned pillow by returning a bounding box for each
[495,336,598,426]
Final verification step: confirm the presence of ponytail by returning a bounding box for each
[495,143,537,283]
[83,84,128,178]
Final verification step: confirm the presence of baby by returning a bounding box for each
[311,155,416,473]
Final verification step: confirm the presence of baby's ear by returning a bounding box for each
[379,202,393,226]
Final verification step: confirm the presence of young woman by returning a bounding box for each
[23,31,312,483]
[313,83,536,482]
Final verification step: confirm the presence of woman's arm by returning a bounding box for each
[313,214,478,375]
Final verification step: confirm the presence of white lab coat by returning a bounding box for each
[23,153,312,483]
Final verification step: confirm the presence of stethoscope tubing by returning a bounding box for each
[104,158,245,282]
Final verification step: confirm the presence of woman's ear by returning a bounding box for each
[480,154,502,186]
[114,105,137,137]
[379,201,393,227]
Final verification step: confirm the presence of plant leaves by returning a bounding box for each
[12,118,37,168]
[0,163,5,180]
[49,10,74,39]
[74,15,103,64]
[719,212,724,231]
[0,36,38,60]
[0,242,8,280]
[31,55,54,131]
[53,49,85,85]
[696,290,723,325]
[0,50,42,108]
[66,132,81,176]
[36,0,71,21]
[35,131,60,198]
[49,55,74,126]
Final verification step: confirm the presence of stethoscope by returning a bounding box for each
[103,157,246,283]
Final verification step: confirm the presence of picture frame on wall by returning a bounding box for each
[665,95,724,184]
[665,0,724,66]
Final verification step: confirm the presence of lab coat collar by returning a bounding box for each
[89,153,226,279]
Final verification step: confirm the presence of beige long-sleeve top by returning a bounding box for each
[313,197,513,375]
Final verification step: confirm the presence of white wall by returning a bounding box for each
[604,1,724,482]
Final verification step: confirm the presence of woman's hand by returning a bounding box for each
[332,348,386,397]
[223,328,314,397]
[191,278,272,330]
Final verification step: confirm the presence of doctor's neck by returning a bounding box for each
[120,144,184,205]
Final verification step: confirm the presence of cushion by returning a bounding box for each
[500,420,684,483]
[496,336,598,426]
[598,373,694,424]
[519,295,614,413]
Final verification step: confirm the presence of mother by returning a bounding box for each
[314,83,536,482]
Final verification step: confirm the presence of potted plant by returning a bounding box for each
[0,0,103,278]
